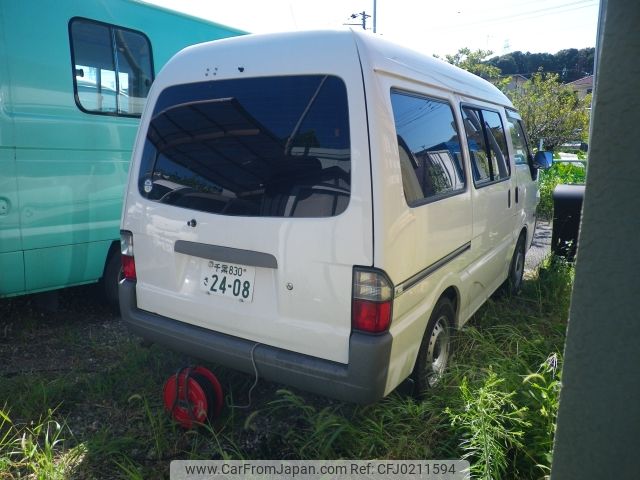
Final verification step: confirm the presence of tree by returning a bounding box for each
[555,48,579,81]
[442,48,502,81]
[487,48,595,82]
[494,54,517,75]
[506,72,590,150]
[445,46,592,150]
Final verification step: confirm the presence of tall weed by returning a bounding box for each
[446,372,530,480]
[255,389,450,460]
[520,354,562,476]
[0,405,84,479]
[436,258,570,478]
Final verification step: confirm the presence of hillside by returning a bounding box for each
[488,48,595,82]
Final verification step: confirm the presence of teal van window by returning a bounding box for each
[69,18,154,116]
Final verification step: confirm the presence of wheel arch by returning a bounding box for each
[520,224,528,239]
[102,240,120,277]
[409,287,458,396]
[519,224,529,251]
[440,285,460,329]
[101,240,122,311]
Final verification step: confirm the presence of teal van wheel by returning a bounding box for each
[102,250,123,313]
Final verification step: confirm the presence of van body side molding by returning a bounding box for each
[174,240,278,269]
[395,242,471,297]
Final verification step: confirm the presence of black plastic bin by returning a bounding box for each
[552,184,586,261]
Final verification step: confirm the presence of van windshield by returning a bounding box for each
[138,75,351,218]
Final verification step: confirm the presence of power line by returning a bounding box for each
[468,0,597,24]
[455,0,593,17]
[432,0,598,32]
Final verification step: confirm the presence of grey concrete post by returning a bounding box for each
[551,0,640,478]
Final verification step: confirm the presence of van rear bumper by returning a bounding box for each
[119,280,391,404]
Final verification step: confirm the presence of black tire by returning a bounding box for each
[504,233,526,295]
[411,297,454,396]
[102,249,123,313]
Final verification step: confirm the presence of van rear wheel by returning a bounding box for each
[102,250,123,314]
[411,297,454,396]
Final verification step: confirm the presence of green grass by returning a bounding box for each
[0,406,86,479]
[0,258,573,479]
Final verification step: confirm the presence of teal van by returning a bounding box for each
[0,0,244,304]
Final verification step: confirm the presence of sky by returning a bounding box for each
[143,0,600,57]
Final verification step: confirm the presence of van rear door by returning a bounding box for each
[126,74,372,364]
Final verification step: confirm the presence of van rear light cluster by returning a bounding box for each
[120,230,136,281]
[352,268,394,333]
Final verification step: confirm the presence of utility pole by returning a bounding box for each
[373,0,377,33]
[345,11,370,30]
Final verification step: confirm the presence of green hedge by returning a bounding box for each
[537,162,587,219]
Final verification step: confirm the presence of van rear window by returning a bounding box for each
[138,75,350,218]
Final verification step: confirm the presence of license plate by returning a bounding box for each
[200,260,255,302]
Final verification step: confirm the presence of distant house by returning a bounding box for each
[501,74,528,93]
[568,75,594,99]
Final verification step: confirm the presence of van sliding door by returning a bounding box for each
[462,106,516,299]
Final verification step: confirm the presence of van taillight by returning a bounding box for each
[352,268,394,333]
[120,230,136,281]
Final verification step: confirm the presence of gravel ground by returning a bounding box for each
[526,220,552,272]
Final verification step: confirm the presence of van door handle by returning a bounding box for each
[0,198,9,216]
[508,189,511,208]
[515,187,519,204]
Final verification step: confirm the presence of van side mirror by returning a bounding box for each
[533,151,553,170]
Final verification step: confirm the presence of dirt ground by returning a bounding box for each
[0,283,334,477]
[1,286,124,376]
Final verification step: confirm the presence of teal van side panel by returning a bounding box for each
[23,241,110,292]
[0,252,25,295]
[0,5,25,296]
[17,148,129,250]
[0,147,25,295]
[0,149,21,254]
[1,0,244,296]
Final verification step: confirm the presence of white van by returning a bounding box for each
[119,30,551,403]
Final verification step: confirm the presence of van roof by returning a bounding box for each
[158,29,512,109]
[350,29,513,108]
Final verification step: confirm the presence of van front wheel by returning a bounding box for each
[411,297,454,395]
[505,233,526,295]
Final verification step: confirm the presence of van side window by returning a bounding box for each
[506,111,531,166]
[462,107,510,186]
[69,18,153,116]
[391,91,465,206]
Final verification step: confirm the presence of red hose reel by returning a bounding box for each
[162,366,223,429]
